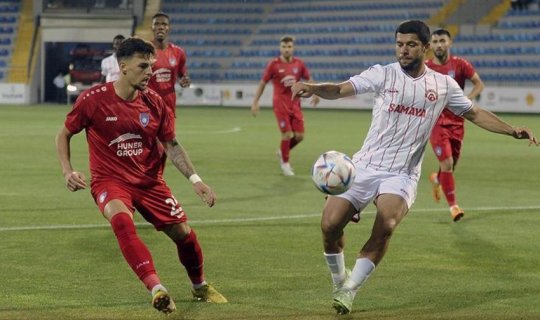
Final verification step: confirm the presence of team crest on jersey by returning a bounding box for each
[169,57,177,66]
[425,89,438,102]
[292,67,298,74]
[448,70,455,79]
[139,112,150,127]
[98,191,108,204]
[435,146,443,157]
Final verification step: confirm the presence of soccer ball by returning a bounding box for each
[311,151,356,195]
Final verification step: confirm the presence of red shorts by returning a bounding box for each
[273,107,304,133]
[91,179,187,230]
[430,124,465,162]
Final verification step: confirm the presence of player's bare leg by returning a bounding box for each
[320,196,358,314]
[333,194,408,314]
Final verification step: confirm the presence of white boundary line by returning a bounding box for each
[1,205,539,233]
[0,127,242,138]
[180,126,241,135]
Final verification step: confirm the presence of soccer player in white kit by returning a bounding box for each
[291,20,538,315]
[100,34,125,83]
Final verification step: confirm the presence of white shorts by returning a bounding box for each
[337,165,418,214]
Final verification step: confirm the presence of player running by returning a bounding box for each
[292,20,537,315]
[251,35,319,176]
[55,37,227,315]
[426,28,485,221]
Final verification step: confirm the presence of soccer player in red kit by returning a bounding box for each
[425,29,484,221]
[55,37,227,315]
[148,12,190,117]
[251,35,319,176]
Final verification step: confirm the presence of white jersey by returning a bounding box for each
[348,63,472,180]
[100,54,120,82]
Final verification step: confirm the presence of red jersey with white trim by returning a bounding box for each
[348,63,472,178]
[425,55,476,126]
[64,82,175,187]
[262,57,310,113]
[148,43,187,111]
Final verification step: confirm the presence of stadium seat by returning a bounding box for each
[161,0,539,86]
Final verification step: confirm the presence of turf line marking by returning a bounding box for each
[181,126,241,135]
[0,127,242,138]
[1,205,539,232]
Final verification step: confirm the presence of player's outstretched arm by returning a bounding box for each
[306,78,320,107]
[251,81,267,117]
[463,105,539,146]
[55,126,87,191]
[291,81,355,100]
[163,138,216,207]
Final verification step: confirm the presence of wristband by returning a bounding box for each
[189,174,202,184]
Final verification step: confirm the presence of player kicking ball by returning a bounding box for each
[55,37,227,314]
[292,20,538,315]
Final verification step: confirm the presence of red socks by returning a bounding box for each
[175,230,205,285]
[110,213,160,291]
[289,137,300,149]
[280,139,290,163]
[280,137,302,163]
[439,171,456,206]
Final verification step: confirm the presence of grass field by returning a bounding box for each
[0,104,539,320]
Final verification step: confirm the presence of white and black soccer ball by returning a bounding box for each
[311,151,356,195]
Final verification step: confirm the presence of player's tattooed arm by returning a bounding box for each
[164,138,217,207]
[164,138,196,179]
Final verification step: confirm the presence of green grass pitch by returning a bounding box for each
[0,104,539,319]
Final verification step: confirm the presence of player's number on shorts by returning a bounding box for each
[165,197,183,218]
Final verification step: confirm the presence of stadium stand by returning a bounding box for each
[161,0,540,86]
[1,0,539,86]
[0,0,18,82]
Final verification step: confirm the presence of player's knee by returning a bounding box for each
[440,158,454,171]
[320,211,345,236]
[374,217,398,240]
[320,216,338,236]
[294,134,304,142]
[163,222,191,241]
[281,131,294,140]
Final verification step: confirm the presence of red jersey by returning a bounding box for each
[64,82,175,187]
[426,55,476,126]
[262,57,310,113]
[148,43,187,114]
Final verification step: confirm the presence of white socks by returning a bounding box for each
[192,281,208,290]
[324,252,346,286]
[343,257,376,291]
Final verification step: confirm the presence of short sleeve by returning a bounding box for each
[157,97,176,142]
[65,94,91,134]
[347,64,385,95]
[261,60,274,82]
[460,58,476,80]
[446,76,473,116]
[100,58,107,76]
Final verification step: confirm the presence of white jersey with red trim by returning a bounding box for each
[348,63,472,179]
